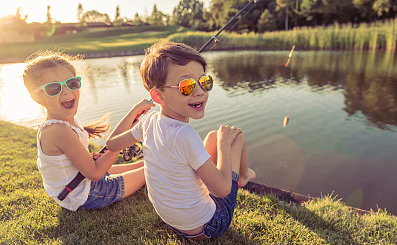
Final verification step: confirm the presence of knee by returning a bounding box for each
[207,130,218,141]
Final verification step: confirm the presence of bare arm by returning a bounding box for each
[196,125,242,197]
[106,99,155,151]
[48,124,119,182]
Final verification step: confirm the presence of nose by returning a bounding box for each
[60,84,71,95]
[193,81,205,96]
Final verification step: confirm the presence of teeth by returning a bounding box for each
[190,103,202,108]
[62,98,73,103]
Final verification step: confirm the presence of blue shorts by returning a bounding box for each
[79,172,125,209]
[170,171,240,239]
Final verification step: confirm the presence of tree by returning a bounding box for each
[46,5,52,23]
[353,0,378,21]
[77,3,84,23]
[208,0,273,33]
[115,5,121,21]
[300,0,356,25]
[82,10,111,23]
[133,12,145,26]
[372,0,397,17]
[258,9,277,32]
[149,4,165,25]
[114,5,123,26]
[172,0,204,29]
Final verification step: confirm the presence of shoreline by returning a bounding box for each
[243,181,372,215]
[0,49,146,65]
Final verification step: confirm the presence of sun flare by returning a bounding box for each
[0,63,44,127]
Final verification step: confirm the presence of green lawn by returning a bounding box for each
[1,120,397,244]
[0,25,191,62]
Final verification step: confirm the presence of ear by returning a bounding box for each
[150,88,166,105]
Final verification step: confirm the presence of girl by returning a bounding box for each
[23,50,154,211]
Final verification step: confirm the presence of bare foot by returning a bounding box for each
[238,168,256,187]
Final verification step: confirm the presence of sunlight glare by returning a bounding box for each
[0,63,44,127]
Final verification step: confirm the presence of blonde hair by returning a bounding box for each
[23,50,110,139]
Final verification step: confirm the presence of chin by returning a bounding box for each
[191,113,205,120]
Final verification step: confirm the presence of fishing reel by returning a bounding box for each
[122,142,143,161]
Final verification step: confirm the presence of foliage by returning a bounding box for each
[82,10,111,23]
[171,0,206,30]
[148,4,166,26]
[258,9,277,32]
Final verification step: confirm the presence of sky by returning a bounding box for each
[0,0,211,23]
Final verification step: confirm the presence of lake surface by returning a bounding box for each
[1,50,397,214]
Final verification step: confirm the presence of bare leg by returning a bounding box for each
[121,166,146,198]
[204,131,255,187]
[234,136,256,187]
[203,131,218,165]
[108,160,144,174]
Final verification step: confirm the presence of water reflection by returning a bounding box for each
[210,50,397,130]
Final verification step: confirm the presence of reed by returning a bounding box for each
[168,19,397,52]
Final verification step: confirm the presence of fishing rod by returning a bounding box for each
[58,1,260,201]
[199,0,259,53]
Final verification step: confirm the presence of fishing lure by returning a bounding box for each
[283,116,289,127]
[285,45,296,67]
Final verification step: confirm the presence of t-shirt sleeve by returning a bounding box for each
[175,127,211,170]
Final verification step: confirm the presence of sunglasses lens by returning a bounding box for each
[44,83,62,96]
[66,77,81,90]
[200,75,213,92]
[179,79,196,96]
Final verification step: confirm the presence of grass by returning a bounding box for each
[0,25,192,62]
[168,18,397,52]
[1,20,396,63]
[1,120,397,244]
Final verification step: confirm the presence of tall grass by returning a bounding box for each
[168,18,397,52]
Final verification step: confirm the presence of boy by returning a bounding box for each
[106,41,256,240]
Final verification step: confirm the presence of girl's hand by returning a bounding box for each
[92,152,105,160]
[217,125,242,146]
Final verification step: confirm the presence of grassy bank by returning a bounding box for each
[0,25,191,63]
[1,20,396,64]
[169,18,397,52]
[1,120,397,244]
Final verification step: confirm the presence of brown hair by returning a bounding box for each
[140,41,207,91]
[23,50,110,139]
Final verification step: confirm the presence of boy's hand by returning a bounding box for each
[134,99,156,120]
[131,99,156,126]
[217,125,242,145]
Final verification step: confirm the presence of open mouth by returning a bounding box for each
[61,98,75,109]
[189,102,204,108]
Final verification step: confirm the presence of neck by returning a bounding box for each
[160,107,189,123]
[46,115,77,127]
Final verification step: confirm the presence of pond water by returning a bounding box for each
[1,50,397,214]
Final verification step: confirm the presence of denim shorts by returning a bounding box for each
[170,171,240,239]
[79,172,125,209]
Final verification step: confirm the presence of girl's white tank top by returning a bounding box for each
[36,119,91,211]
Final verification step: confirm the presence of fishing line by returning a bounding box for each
[204,1,260,53]
[199,0,260,53]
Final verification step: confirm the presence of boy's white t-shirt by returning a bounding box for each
[131,111,216,230]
